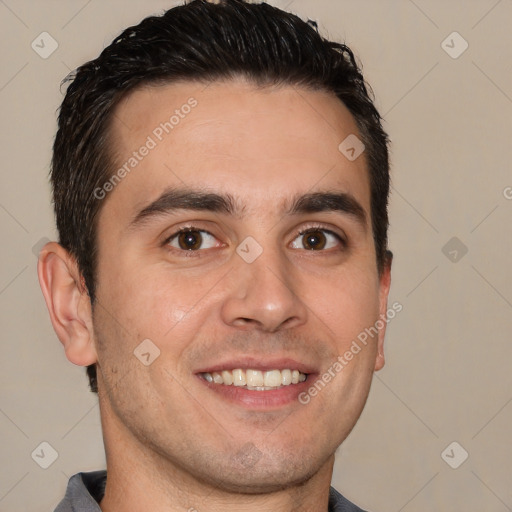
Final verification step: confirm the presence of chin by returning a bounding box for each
[192,446,329,495]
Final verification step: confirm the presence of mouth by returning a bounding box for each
[199,368,308,390]
[195,359,315,409]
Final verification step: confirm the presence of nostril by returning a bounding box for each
[231,317,258,329]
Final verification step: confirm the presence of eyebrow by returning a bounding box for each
[129,188,239,229]
[288,191,367,229]
[128,187,367,230]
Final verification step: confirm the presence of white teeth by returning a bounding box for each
[212,372,223,384]
[221,370,233,385]
[246,370,264,387]
[264,370,282,387]
[201,368,308,389]
[232,369,246,387]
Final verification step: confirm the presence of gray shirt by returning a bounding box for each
[54,471,368,512]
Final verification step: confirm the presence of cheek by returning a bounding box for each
[97,258,207,334]
[310,266,381,345]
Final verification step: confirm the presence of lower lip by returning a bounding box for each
[196,375,316,409]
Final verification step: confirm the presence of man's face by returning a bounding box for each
[92,80,390,492]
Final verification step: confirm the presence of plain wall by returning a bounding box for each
[0,1,511,510]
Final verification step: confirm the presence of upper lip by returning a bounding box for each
[195,356,317,375]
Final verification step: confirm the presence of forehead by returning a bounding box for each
[104,79,370,220]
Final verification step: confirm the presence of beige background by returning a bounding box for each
[1,0,511,510]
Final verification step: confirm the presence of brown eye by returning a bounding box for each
[177,230,203,250]
[167,229,219,251]
[290,228,343,251]
[302,230,326,250]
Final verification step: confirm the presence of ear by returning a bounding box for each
[37,242,97,366]
[374,251,392,371]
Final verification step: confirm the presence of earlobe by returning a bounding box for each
[37,242,97,366]
[374,351,385,372]
[374,253,392,372]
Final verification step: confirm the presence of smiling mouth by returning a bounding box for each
[200,368,308,390]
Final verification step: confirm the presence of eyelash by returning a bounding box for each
[163,224,347,254]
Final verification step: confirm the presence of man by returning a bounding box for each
[38,0,392,510]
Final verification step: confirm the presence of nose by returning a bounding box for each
[220,247,308,333]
